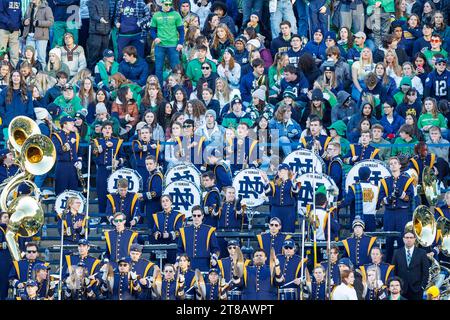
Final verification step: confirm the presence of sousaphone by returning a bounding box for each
[423,166,441,206]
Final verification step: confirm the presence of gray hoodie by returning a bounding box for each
[331,91,357,124]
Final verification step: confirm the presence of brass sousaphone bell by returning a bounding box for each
[437,216,450,257]
[412,205,437,247]
[2,116,56,261]
[422,166,441,206]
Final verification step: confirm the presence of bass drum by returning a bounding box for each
[345,159,391,190]
[164,162,201,188]
[232,168,267,208]
[107,168,143,194]
[297,173,338,214]
[54,190,86,215]
[164,180,201,219]
[283,148,324,175]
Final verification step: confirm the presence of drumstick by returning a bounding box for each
[280,277,303,288]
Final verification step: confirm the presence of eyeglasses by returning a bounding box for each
[27,250,37,254]
[192,214,202,218]
[270,223,280,227]
[114,219,124,223]
[119,263,128,267]
[201,66,210,70]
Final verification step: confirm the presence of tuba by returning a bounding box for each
[437,216,450,257]
[412,205,437,247]
[2,116,56,261]
[422,166,441,206]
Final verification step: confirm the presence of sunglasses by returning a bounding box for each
[183,125,193,128]
[270,223,280,227]
[202,66,210,70]
[119,263,128,267]
[192,214,202,218]
[114,219,124,223]
[228,246,237,249]
[284,246,294,250]
[164,270,174,273]
[27,250,37,254]
[430,39,441,43]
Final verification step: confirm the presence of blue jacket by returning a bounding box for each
[302,40,327,62]
[0,0,21,31]
[256,232,291,259]
[379,113,405,138]
[268,118,302,141]
[241,264,277,300]
[62,254,101,277]
[106,192,141,225]
[104,229,138,262]
[49,0,80,22]
[279,74,309,102]
[342,234,378,268]
[378,173,414,210]
[0,89,35,128]
[51,131,81,163]
[118,57,149,86]
[217,200,242,230]
[205,161,232,192]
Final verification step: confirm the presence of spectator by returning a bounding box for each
[221,96,253,129]
[60,32,87,77]
[427,125,450,164]
[379,101,405,140]
[217,47,240,89]
[53,84,83,118]
[269,104,301,157]
[391,124,419,157]
[240,58,266,104]
[351,47,375,102]
[331,90,357,125]
[268,0,297,40]
[118,46,148,87]
[22,0,54,67]
[44,47,70,79]
[418,96,447,137]
[150,0,184,86]
[371,124,391,161]
[50,0,80,48]
[196,62,219,98]
[186,44,217,88]
[87,0,111,70]
[424,56,450,102]
[270,21,293,56]
[210,1,236,36]
[0,0,21,67]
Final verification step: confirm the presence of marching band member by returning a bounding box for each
[103,212,138,264]
[176,254,196,300]
[201,171,221,228]
[306,265,327,300]
[277,239,307,300]
[177,206,220,272]
[217,240,248,300]
[137,155,163,229]
[51,116,83,195]
[179,119,207,171]
[128,244,157,300]
[261,164,300,233]
[153,264,185,300]
[225,122,260,173]
[62,239,101,279]
[338,167,379,231]
[0,149,19,185]
[132,125,161,184]
[299,116,332,157]
[233,249,284,300]
[9,242,47,298]
[203,268,223,300]
[378,156,415,262]
[205,149,233,191]
[435,191,450,220]
[324,142,344,201]
[341,217,377,269]
[33,263,55,300]
[92,121,125,214]
[62,262,97,300]
[57,196,88,245]
[359,246,395,287]
[106,178,140,227]
[344,130,380,165]
[321,244,341,287]
[0,212,11,300]
[16,280,42,300]
[256,217,292,261]
[308,192,340,242]
[330,269,358,300]
[101,257,141,300]
[152,195,185,263]
[362,264,388,300]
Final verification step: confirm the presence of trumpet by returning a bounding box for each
[76,166,87,193]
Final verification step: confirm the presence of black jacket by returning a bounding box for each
[392,246,430,297]
[88,0,111,35]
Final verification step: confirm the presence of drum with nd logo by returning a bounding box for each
[164,163,201,188]
[297,173,338,214]
[164,180,201,219]
[107,168,143,193]
[54,190,86,215]
[345,159,391,190]
[283,148,324,175]
[232,168,267,208]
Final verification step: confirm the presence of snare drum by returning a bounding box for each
[54,190,86,215]
[227,290,242,300]
[297,172,338,213]
[345,159,391,190]
[163,180,201,219]
[283,148,324,175]
[278,288,298,300]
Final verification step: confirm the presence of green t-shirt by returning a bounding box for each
[417,113,447,129]
[186,58,217,87]
[391,136,419,157]
[423,48,448,68]
[53,95,83,118]
[150,10,183,47]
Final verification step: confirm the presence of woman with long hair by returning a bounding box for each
[203,13,220,41]
[300,89,332,129]
[418,97,447,137]
[298,53,322,88]
[170,87,188,113]
[351,47,375,101]
[142,110,165,143]
[141,83,164,115]
[403,14,422,57]
[337,27,354,54]
[0,61,11,88]
[172,65,193,96]
[254,115,273,171]
[184,99,206,130]
[374,63,397,98]
[213,77,231,111]
[432,11,450,41]
[246,85,274,121]
[268,104,302,157]
[111,86,139,130]
[19,61,36,86]
[109,72,142,106]
[86,89,110,124]
[331,270,358,300]
[396,88,422,119]
[44,48,70,79]
[0,70,34,134]
[383,49,403,83]
[401,62,424,95]
[182,26,201,66]
[77,77,95,109]
[57,196,87,245]
[210,24,235,61]
[18,45,42,73]
[268,52,289,98]
[421,1,436,24]
[157,101,176,137]
[394,0,408,21]
[165,121,184,170]
[413,52,431,86]
[319,65,343,95]
[217,47,240,88]
[405,112,423,140]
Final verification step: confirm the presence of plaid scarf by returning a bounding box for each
[354,182,363,217]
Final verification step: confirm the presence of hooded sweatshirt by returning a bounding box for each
[0,0,21,31]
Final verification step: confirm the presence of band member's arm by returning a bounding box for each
[377,179,389,208]
[209,231,220,266]
[105,197,114,224]
[144,175,163,200]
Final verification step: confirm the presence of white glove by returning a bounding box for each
[97,145,103,153]
[142,145,148,152]
[2,242,7,249]
[84,277,91,286]
[130,271,138,280]
[74,161,82,170]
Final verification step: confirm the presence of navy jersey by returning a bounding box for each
[424,69,450,101]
